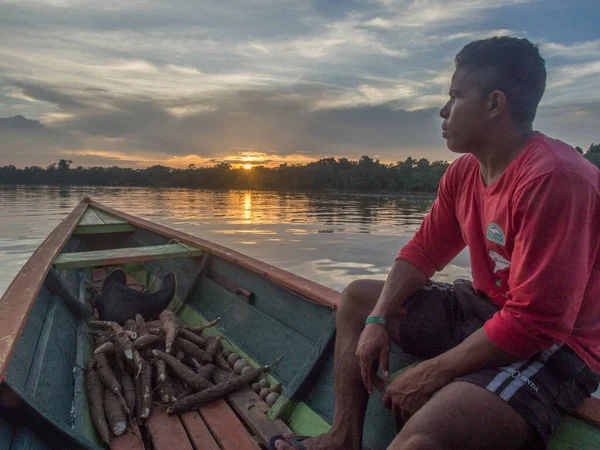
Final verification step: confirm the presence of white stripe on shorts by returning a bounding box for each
[485,359,530,393]
[498,344,562,401]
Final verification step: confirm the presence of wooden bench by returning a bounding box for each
[74,207,136,235]
[54,243,203,270]
[112,387,291,450]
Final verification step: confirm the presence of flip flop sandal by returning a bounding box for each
[268,435,311,450]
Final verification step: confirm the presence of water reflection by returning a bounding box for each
[0,186,471,295]
[243,191,252,222]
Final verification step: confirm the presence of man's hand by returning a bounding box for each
[382,360,452,422]
[356,322,390,394]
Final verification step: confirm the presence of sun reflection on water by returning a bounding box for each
[243,191,252,222]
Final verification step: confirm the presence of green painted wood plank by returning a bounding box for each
[54,244,203,270]
[287,402,330,438]
[0,417,14,450]
[73,223,136,235]
[10,428,50,450]
[45,268,92,319]
[269,311,336,421]
[73,322,90,430]
[78,268,89,309]
[5,286,53,391]
[72,323,86,433]
[56,267,81,295]
[209,258,333,343]
[75,321,105,448]
[302,345,418,450]
[78,208,104,226]
[24,296,77,427]
[3,383,103,450]
[92,208,128,225]
[549,416,600,449]
[188,278,315,386]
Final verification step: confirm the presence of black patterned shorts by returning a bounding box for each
[397,279,600,445]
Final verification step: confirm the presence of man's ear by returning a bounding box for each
[489,90,507,119]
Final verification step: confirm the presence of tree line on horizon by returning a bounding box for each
[1,143,600,193]
[0,155,450,192]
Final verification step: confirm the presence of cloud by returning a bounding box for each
[0,115,43,130]
[536,100,600,150]
[0,78,448,167]
[0,122,82,166]
[542,40,600,59]
[547,60,600,89]
[0,0,598,168]
[365,0,530,29]
[543,60,600,109]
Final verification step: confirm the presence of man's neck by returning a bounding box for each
[476,127,535,186]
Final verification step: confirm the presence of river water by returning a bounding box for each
[0,185,471,296]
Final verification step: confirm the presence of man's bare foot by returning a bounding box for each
[273,432,352,450]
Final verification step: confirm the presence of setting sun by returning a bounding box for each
[243,164,253,170]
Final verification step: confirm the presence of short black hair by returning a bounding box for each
[455,36,546,123]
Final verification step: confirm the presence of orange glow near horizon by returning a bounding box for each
[60,149,318,169]
[57,147,449,170]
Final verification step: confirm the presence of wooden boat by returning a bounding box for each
[0,198,598,450]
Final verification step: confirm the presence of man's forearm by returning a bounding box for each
[429,327,521,382]
[370,259,428,318]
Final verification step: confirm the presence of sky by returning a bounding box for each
[1,0,599,169]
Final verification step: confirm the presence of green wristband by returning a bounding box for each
[365,316,387,327]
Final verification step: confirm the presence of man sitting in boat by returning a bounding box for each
[273,36,600,450]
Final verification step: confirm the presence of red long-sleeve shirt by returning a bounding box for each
[398,133,600,374]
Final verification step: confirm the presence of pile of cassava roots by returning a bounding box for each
[85,310,282,444]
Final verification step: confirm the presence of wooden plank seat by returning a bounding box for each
[74,207,136,235]
[53,243,203,270]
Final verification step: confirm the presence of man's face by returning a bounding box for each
[439,67,489,154]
